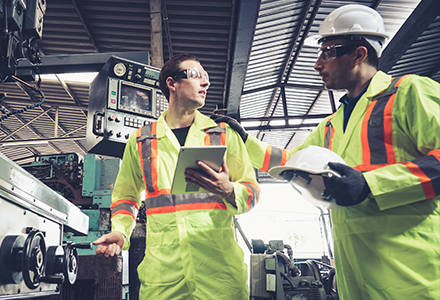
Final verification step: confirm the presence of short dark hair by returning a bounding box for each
[159,53,200,100]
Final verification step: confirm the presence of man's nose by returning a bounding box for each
[314,59,322,71]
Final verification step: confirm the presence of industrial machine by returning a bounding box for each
[20,153,121,253]
[250,239,338,300]
[0,0,46,81]
[0,152,90,299]
[87,55,168,158]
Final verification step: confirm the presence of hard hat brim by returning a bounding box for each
[268,165,338,181]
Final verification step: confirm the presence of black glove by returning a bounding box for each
[210,114,248,143]
[324,162,371,206]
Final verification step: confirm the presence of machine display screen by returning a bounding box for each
[119,82,152,113]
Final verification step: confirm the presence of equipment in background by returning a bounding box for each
[87,55,168,158]
[0,152,90,299]
[20,153,121,255]
[0,0,46,81]
[250,239,338,300]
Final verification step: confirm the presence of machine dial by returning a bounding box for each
[113,63,127,77]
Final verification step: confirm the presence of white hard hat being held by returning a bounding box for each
[269,146,346,209]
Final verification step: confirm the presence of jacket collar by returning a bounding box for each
[155,109,218,140]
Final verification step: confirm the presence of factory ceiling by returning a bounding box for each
[0,0,439,176]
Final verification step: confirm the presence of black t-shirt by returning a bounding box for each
[172,126,191,146]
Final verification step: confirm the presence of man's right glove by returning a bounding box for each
[324,162,371,206]
[210,114,248,143]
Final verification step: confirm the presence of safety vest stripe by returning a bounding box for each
[405,152,440,198]
[360,100,375,166]
[144,193,224,209]
[241,181,260,210]
[323,114,335,150]
[360,76,409,167]
[111,203,138,220]
[136,127,149,192]
[220,122,226,145]
[367,96,391,164]
[137,122,159,194]
[260,146,288,172]
[204,122,227,146]
[111,210,137,221]
[146,202,227,215]
[110,199,139,210]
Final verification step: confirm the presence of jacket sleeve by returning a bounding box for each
[244,121,329,171]
[224,126,261,215]
[110,133,145,250]
[363,75,440,210]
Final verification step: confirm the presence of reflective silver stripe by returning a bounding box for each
[145,193,224,209]
[324,120,333,149]
[241,181,259,209]
[204,124,225,145]
[268,147,284,169]
[111,202,138,218]
[137,124,157,194]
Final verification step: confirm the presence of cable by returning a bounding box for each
[0,75,45,122]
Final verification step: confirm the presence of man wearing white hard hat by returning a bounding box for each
[211,4,440,300]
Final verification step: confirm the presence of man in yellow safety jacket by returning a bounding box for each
[212,4,440,300]
[94,53,260,299]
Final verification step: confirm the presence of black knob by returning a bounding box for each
[133,74,142,82]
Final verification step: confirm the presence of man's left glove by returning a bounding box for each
[324,162,371,206]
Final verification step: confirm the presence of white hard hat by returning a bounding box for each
[269,145,346,209]
[307,4,389,57]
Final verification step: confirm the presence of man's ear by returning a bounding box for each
[166,77,176,91]
[354,46,368,66]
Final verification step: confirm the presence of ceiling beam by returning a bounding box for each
[242,82,324,95]
[380,0,440,72]
[225,0,261,120]
[241,113,330,123]
[71,0,100,53]
[16,51,150,76]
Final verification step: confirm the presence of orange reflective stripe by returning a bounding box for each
[204,134,211,145]
[111,199,139,220]
[361,102,376,166]
[281,148,287,166]
[146,202,227,215]
[112,210,136,221]
[404,161,436,199]
[111,199,139,210]
[394,74,411,87]
[262,145,272,172]
[220,122,226,145]
[383,93,396,164]
[145,188,172,198]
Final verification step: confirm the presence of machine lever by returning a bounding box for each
[40,275,64,284]
[73,242,93,249]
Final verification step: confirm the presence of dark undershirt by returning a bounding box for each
[172,126,191,146]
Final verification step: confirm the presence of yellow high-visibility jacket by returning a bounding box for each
[110,110,259,300]
[245,71,440,300]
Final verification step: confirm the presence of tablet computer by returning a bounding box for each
[171,145,227,194]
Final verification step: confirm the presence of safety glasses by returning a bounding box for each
[317,44,357,62]
[173,68,210,83]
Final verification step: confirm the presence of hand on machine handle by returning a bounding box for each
[210,114,248,143]
[324,162,371,206]
[93,231,125,257]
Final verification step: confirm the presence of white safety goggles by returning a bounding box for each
[173,68,210,83]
